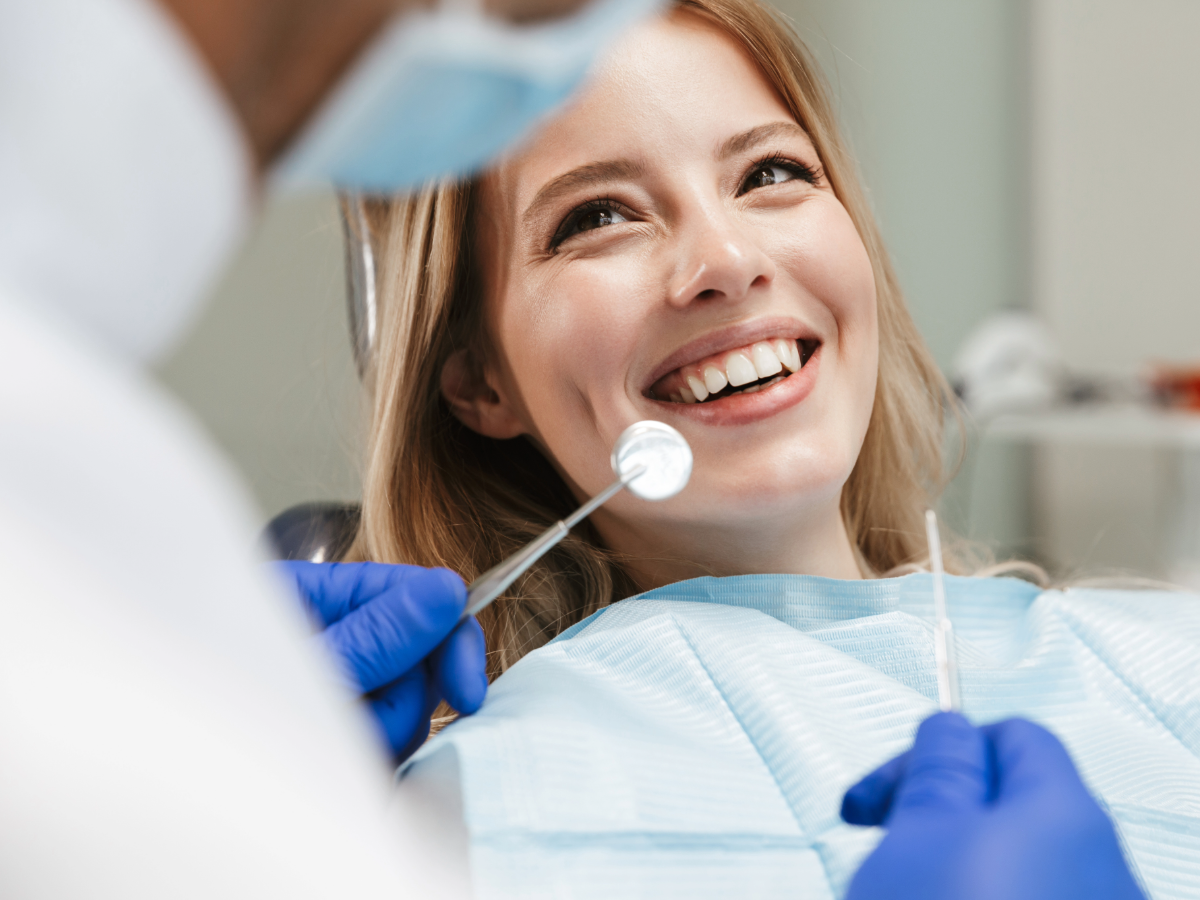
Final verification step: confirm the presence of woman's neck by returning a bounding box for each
[597,499,864,593]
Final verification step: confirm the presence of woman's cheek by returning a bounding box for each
[501,277,631,424]
[789,203,874,319]
[547,262,649,367]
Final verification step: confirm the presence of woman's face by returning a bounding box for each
[450,11,879,585]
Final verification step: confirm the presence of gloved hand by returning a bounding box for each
[276,561,487,762]
[841,712,1145,900]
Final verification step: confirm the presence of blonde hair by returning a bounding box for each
[348,0,963,681]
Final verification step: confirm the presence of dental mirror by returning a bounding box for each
[612,419,693,501]
[463,420,692,619]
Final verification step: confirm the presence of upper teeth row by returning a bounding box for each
[675,339,802,403]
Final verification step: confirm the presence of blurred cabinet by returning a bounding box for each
[986,406,1200,586]
[1028,0,1200,582]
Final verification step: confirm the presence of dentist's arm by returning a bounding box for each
[841,713,1145,900]
[276,561,488,761]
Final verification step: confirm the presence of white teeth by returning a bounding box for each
[660,340,808,404]
[703,366,728,394]
[751,341,784,379]
[725,352,758,387]
[774,338,802,372]
[731,374,785,397]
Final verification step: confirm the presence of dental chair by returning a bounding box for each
[264,501,361,562]
[263,195,379,563]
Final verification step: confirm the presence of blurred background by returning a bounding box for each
[154,0,1200,585]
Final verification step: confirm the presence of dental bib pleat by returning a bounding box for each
[402,574,1200,899]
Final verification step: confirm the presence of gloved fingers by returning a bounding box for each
[277,561,388,626]
[275,561,342,626]
[324,566,468,693]
[430,615,489,715]
[888,712,990,822]
[982,718,1091,803]
[841,750,910,826]
[982,718,1147,899]
[396,669,445,764]
[369,665,433,760]
[276,561,466,626]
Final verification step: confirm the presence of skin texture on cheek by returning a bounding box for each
[479,178,666,500]
[487,291,635,499]
[776,210,880,459]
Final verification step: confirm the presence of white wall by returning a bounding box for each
[154,191,365,521]
[784,0,1029,368]
[1031,0,1200,371]
[779,0,1033,553]
[1030,0,1200,578]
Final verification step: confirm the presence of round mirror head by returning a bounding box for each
[611,420,693,501]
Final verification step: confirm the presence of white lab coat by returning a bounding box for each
[0,0,464,896]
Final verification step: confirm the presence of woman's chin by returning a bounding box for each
[639,462,853,529]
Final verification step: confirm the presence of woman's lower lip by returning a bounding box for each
[648,346,822,425]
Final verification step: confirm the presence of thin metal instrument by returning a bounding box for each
[462,465,645,619]
[925,509,962,712]
[462,419,691,620]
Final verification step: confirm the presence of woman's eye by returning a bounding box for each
[577,207,626,233]
[742,164,798,192]
[552,202,630,248]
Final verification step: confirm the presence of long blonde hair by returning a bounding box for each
[348,0,959,680]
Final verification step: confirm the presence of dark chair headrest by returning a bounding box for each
[263,502,361,563]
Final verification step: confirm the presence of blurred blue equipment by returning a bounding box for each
[276,0,664,193]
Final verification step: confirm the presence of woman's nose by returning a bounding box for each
[666,207,776,309]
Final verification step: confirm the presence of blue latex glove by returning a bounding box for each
[276,561,487,762]
[841,712,1144,900]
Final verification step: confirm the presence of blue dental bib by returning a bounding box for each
[403,573,1200,899]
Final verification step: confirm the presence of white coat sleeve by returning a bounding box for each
[0,297,469,899]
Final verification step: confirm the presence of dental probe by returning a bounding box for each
[925,509,962,712]
[463,465,645,619]
[463,420,693,620]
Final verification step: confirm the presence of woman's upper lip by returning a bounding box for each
[642,316,821,392]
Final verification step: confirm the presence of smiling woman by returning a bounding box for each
[348,1,1199,894]
[349,0,951,673]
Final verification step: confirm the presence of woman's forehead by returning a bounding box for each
[484,9,801,220]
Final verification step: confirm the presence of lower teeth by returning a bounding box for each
[692,372,789,402]
[656,369,797,404]
[730,373,787,397]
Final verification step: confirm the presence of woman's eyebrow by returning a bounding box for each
[522,159,645,227]
[718,122,808,160]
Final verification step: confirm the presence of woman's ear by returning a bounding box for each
[441,348,526,439]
